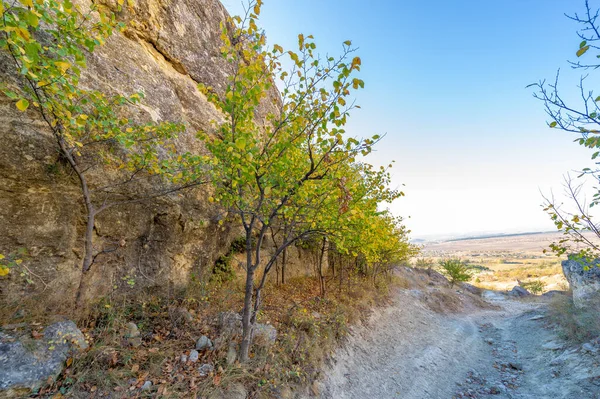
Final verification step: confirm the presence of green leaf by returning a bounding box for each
[15,99,29,111]
[549,121,557,128]
[3,91,18,100]
[235,138,246,150]
[580,40,587,49]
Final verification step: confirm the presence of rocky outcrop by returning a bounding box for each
[0,321,87,396]
[508,286,530,297]
[562,257,600,307]
[0,0,286,311]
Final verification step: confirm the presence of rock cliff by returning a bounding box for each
[0,0,286,312]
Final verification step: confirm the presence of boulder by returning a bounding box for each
[218,311,243,337]
[217,312,277,346]
[508,286,530,297]
[562,257,600,307]
[253,323,277,346]
[0,321,87,395]
[542,290,567,298]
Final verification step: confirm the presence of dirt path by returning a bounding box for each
[319,287,600,399]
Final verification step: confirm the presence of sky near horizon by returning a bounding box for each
[222,0,599,238]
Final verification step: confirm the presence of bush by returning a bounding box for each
[230,236,255,253]
[519,279,546,295]
[439,258,472,287]
[212,253,235,283]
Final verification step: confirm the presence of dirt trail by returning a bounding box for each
[319,285,600,399]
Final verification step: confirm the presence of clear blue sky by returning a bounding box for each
[222,0,597,238]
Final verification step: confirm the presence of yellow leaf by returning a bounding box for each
[0,254,4,260]
[54,61,71,73]
[15,259,22,265]
[16,99,29,111]
[0,267,9,277]
[19,0,34,7]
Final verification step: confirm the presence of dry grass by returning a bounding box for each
[547,293,600,344]
[418,233,570,294]
[31,270,399,398]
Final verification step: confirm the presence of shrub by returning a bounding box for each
[212,253,235,283]
[519,279,546,295]
[439,258,472,287]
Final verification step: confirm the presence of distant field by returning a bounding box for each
[414,231,596,293]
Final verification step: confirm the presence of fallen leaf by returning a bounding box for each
[131,364,140,373]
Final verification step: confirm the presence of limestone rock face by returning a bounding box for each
[0,321,87,395]
[0,0,281,310]
[562,257,600,307]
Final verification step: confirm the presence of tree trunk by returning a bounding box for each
[281,246,287,285]
[239,265,255,362]
[318,237,327,297]
[275,257,279,286]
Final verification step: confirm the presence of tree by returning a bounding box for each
[0,0,202,307]
[197,1,393,361]
[439,258,471,287]
[531,0,600,260]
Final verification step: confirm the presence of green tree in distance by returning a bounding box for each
[439,258,472,288]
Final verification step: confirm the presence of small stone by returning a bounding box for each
[189,350,199,363]
[198,363,214,377]
[542,341,564,351]
[141,381,152,391]
[125,322,140,338]
[310,381,320,396]
[195,335,213,350]
[180,354,188,363]
[485,338,494,345]
[174,308,194,323]
[582,342,599,354]
[508,362,523,371]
